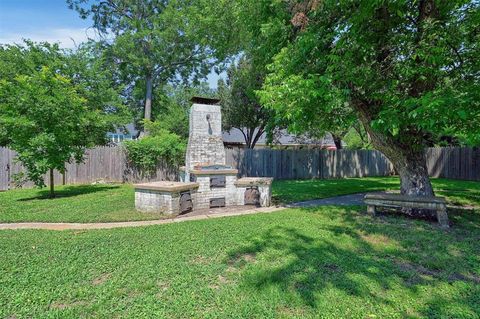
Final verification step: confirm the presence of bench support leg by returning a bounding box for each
[437,208,449,229]
[367,205,376,216]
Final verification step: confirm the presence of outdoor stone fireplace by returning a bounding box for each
[135,97,272,215]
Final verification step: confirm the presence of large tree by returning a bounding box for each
[257,0,479,202]
[67,0,217,134]
[149,83,215,140]
[0,41,127,197]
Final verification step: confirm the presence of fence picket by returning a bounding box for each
[0,146,478,190]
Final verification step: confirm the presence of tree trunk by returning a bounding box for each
[250,127,264,149]
[367,132,433,198]
[142,74,153,136]
[356,109,435,202]
[49,168,55,198]
[332,134,343,150]
[393,149,434,197]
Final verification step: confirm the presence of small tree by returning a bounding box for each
[218,57,274,149]
[0,42,127,197]
[1,68,93,196]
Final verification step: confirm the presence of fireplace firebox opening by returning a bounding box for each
[244,187,261,207]
[210,197,226,208]
[180,191,193,214]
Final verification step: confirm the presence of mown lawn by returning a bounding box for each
[1,206,479,318]
[0,184,161,223]
[273,177,480,207]
[0,177,478,223]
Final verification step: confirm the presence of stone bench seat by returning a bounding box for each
[364,193,449,228]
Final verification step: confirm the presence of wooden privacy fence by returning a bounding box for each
[225,147,480,180]
[426,147,480,181]
[0,146,177,191]
[0,146,478,190]
[226,148,395,180]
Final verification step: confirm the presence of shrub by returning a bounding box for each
[124,130,186,174]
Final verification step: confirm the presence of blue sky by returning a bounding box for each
[0,0,222,87]
[0,0,94,48]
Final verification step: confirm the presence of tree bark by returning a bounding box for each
[395,149,434,197]
[250,127,264,149]
[142,74,153,136]
[332,134,343,150]
[49,168,55,198]
[370,136,434,199]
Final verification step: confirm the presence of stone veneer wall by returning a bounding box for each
[185,103,225,170]
[194,174,239,209]
[234,185,272,207]
[135,188,197,214]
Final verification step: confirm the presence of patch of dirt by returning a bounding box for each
[276,305,307,317]
[218,274,229,284]
[50,300,87,310]
[155,281,171,300]
[190,255,212,265]
[395,260,440,277]
[156,281,170,292]
[226,266,238,273]
[208,283,220,290]
[227,252,257,268]
[208,275,230,290]
[394,260,440,286]
[92,273,111,286]
[395,260,480,286]
[447,272,480,284]
[360,233,392,245]
[323,263,341,273]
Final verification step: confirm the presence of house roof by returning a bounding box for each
[222,128,336,146]
[110,123,139,137]
[110,124,340,147]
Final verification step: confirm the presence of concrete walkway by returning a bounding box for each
[0,206,285,231]
[287,192,367,208]
[0,193,368,231]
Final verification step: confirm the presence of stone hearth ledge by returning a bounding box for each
[134,181,199,192]
[179,166,238,175]
[134,181,199,215]
[235,177,273,187]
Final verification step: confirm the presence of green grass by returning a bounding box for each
[273,177,480,207]
[0,177,478,223]
[1,206,479,318]
[0,184,161,223]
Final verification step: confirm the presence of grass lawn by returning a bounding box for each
[273,177,480,207]
[1,206,479,318]
[0,177,478,223]
[0,184,162,223]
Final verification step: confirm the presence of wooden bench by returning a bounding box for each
[364,193,449,228]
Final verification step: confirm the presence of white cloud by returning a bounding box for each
[0,27,99,49]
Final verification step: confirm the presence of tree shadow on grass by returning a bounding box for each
[17,184,121,201]
[225,207,480,316]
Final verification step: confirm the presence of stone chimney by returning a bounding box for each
[185,97,225,170]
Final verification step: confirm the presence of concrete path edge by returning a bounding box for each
[0,193,368,231]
